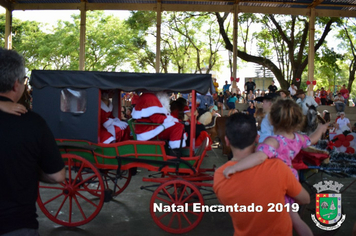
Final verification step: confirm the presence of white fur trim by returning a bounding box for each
[169,133,187,149]
[103,136,115,144]
[132,106,168,119]
[136,125,166,141]
[101,100,113,112]
[136,115,178,141]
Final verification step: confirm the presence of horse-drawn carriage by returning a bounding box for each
[31,70,215,234]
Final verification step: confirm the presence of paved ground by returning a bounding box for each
[36,147,356,236]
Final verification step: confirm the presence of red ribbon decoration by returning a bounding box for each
[230,77,240,82]
[327,141,335,150]
[306,80,316,85]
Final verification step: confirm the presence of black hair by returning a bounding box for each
[225,113,257,149]
[176,97,187,106]
[170,100,185,120]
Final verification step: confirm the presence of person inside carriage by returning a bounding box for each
[100,90,130,144]
[170,97,212,149]
[131,92,187,154]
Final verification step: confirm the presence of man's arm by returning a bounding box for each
[39,168,65,183]
[282,162,310,205]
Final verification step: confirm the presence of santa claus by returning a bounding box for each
[132,92,187,149]
[100,90,130,144]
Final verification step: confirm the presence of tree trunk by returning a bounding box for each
[215,12,336,90]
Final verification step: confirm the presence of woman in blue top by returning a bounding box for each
[227,93,237,116]
[247,102,256,118]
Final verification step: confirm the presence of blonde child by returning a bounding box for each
[223,98,328,236]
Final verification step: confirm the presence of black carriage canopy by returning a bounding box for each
[30,70,214,94]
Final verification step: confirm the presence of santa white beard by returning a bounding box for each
[156,92,171,114]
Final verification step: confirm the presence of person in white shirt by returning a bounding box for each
[295,89,318,115]
[335,112,351,133]
[334,92,346,112]
[288,83,297,98]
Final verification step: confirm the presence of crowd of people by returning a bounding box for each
[1,47,355,236]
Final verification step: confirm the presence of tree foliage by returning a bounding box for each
[216,12,339,89]
[125,11,224,74]
[336,18,356,96]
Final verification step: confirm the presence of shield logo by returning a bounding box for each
[315,193,342,225]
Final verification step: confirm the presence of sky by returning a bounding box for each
[0,7,267,90]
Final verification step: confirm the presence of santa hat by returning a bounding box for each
[132,92,169,119]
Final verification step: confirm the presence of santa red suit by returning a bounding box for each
[100,101,130,144]
[132,92,187,149]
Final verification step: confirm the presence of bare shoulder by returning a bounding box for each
[263,137,279,149]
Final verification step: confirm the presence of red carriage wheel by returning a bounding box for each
[150,179,204,234]
[37,154,105,227]
[101,169,132,196]
[78,169,132,197]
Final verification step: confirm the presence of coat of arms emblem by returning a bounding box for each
[311,181,346,230]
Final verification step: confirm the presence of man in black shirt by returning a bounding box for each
[268,80,278,93]
[0,48,65,236]
[244,78,256,101]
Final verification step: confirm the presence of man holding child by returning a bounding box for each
[213,113,310,235]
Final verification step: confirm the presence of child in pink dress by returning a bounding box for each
[224,98,328,236]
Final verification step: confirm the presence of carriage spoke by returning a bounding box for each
[43,192,64,206]
[178,186,187,202]
[181,192,197,204]
[174,183,178,201]
[76,188,104,193]
[54,195,68,218]
[74,162,85,181]
[69,195,72,223]
[39,185,65,190]
[157,212,170,221]
[177,213,182,229]
[74,174,97,188]
[155,196,172,205]
[73,195,87,220]
[181,212,192,225]
[75,191,99,207]
[167,213,176,227]
[103,175,110,189]
[68,158,72,185]
[162,187,175,202]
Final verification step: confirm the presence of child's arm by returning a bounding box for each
[223,137,278,178]
[223,151,267,178]
[0,101,27,116]
[309,122,329,144]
